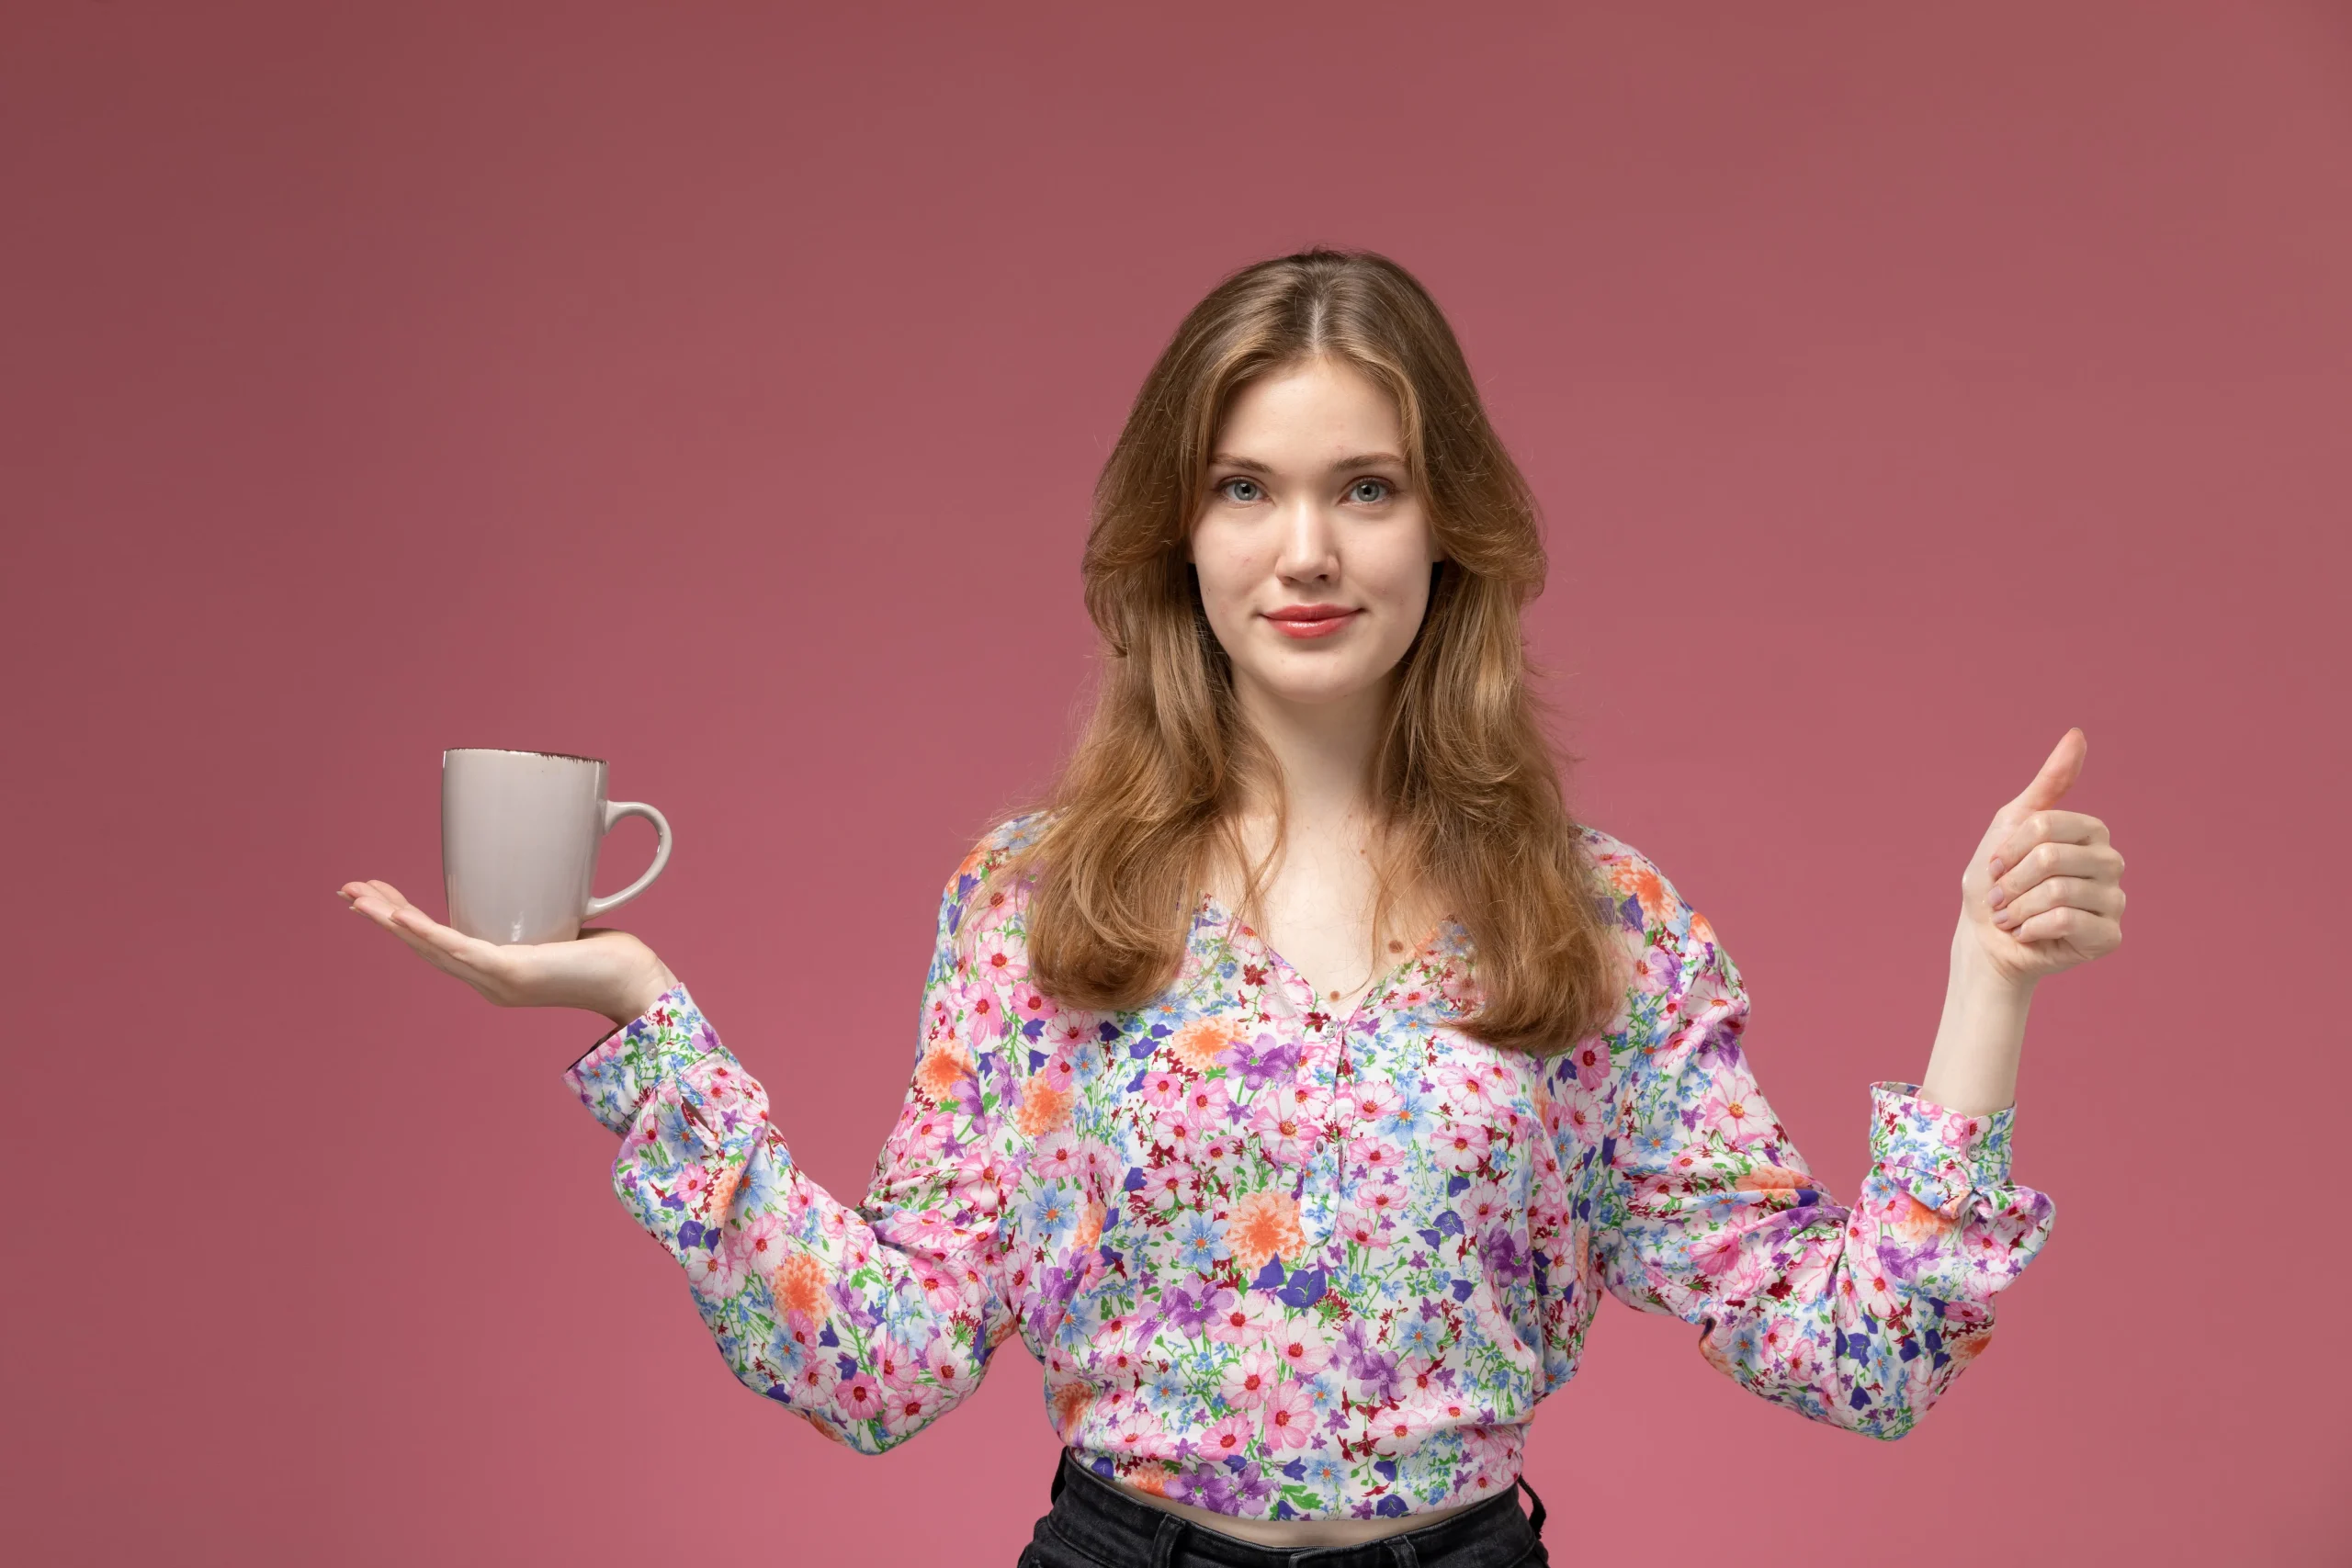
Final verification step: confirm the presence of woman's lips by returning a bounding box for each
[1262,605,1359,639]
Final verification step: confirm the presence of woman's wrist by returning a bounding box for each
[601,959,680,1026]
[1917,921,2035,1114]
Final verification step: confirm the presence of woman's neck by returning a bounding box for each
[1231,673,1389,833]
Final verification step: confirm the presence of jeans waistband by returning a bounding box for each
[1039,1450,1546,1568]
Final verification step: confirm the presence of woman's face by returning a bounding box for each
[1188,355,1440,718]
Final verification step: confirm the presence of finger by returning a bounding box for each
[1989,874,2125,931]
[2007,906,2121,953]
[1987,842,2123,908]
[1989,811,2111,876]
[345,886,500,973]
[1996,728,2086,823]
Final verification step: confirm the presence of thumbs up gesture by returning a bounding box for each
[1961,728,2127,988]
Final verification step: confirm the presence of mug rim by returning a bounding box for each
[445,746,605,766]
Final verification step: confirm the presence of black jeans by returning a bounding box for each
[1018,1451,1549,1568]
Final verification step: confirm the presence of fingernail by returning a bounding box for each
[1987,857,2005,877]
[1995,909,2018,929]
[1987,886,2007,910]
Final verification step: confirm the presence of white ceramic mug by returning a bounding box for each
[441,748,673,944]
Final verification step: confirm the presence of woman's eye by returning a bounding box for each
[1349,479,1391,503]
[1219,478,1262,503]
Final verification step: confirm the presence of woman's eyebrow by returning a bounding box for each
[1208,451,1408,474]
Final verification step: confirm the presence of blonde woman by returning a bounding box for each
[344,250,2122,1567]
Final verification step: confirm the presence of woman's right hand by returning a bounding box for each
[338,880,679,1026]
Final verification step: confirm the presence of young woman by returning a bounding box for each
[342,249,2123,1567]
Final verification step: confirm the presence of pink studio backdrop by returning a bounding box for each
[5,4,2346,1563]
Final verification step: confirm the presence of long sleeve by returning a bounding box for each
[562,861,1033,1453]
[1575,872,2056,1438]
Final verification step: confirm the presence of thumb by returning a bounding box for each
[2000,727,2086,821]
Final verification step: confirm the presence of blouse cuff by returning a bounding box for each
[561,984,712,1135]
[1866,1080,2019,1216]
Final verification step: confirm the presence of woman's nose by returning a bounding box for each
[1274,500,1340,582]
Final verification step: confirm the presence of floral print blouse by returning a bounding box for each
[564,817,2054,1522]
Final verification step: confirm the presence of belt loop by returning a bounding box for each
[1148,1510,1188,1568]
[1384,1535,1420,1567]
[1515,1473,1547,1538]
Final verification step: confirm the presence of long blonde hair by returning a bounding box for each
[1001,247,1620,1055]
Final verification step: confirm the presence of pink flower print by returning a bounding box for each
[893,1205,960,1254]
[729,1213,789,1279]
[685,1241,748,1301]
[870,1342,920,1389]
[784,1352,839,1404]
[952,1145,1012,1214]
[1013,984,1058,1022]
[1096,1338,1148,1383]
[1335,1205,1393,1250]
[1413,1386,1470,1427]
[1218,1348,1277,1409]
[1355,1183,1409,1227]
[1366,1404,1422,1456]
[1173,1077,1235,1138]
[961,987,1005,1045]
[1703,1084,1775,1145]
[834,1371,885,1425]
[1035,1054,1079,1100]
[1205,1292,1273,1347]
[1566,1037,1611,1091]
[1271,1319,1332,1378]
[1199,1413,1253,1461]
[1431,1120,1490,1174]
[1554,1084,1604,1148]
[1033,1130,1086,1185]
[1456,1182,1508,1233]
[1261,1380,1317,1450]
[900,1108,955,1156]
[926,1344,981,1399]
[974,929,1026,986]
[1461,1423,1515,1473]
[1855,1258,1905,1324]
[909,1257,964,1314]
[1249,1095,1318,1168]
[1347,1135,1407,1182]
[1046,1017,1091,1050]
[1140,1068,1185,1109]
[1108,1409,1178,1462]
[1690,1227,1747,1280]
[1435,1061,1499,1114]
[1339,1080,1399,1130]
[881,1382,938,1438]
[1753,1316,1805,1371]
[1137,1159,1198,1211]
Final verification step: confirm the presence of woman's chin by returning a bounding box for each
[1234,664,1396,713]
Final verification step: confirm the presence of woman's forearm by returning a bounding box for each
[1917,918,2036,1115]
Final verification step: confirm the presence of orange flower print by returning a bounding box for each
[1015,1080,1074,1137]
[1734,1164,1811,1193]
[914,1043,972,1104]
[1050,1381,1093,1438]
[1612,862,1670,923]
[1170,1019,1235,1072]
[1883,1190,1957,1245]
[1226,1188,1305,1270]
[569,835,2057,1494]
[1122,1461,1176,1497]
[776,1252,830,1321]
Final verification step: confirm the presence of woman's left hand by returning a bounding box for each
[1960,728,2126,989]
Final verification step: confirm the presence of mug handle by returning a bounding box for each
[584,800,673,921]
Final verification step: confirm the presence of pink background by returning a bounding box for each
[6,4,2346,1562]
